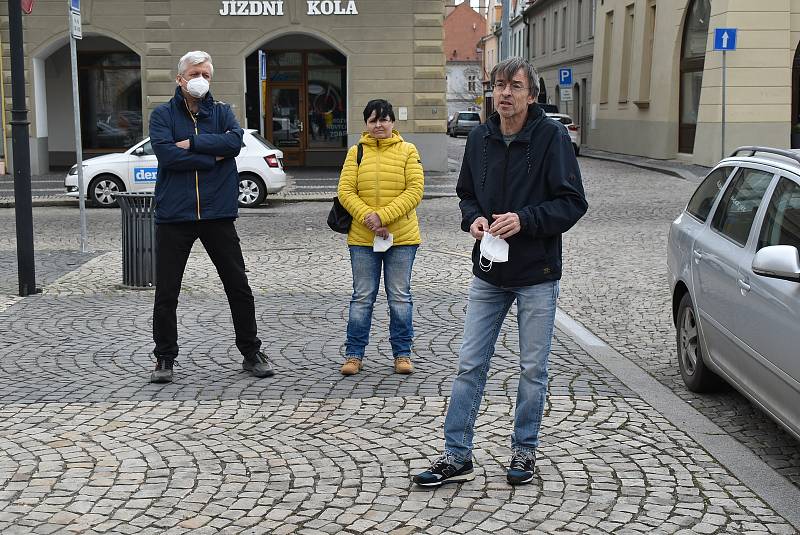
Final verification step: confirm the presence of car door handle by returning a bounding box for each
[737,279,751,292]
[693,250,703,263]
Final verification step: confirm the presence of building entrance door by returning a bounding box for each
[267,85,305,167]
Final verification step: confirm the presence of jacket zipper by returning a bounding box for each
[185,99,201,220]
[375,139,380,208]
[497,143,511,285]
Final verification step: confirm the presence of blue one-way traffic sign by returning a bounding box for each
[714,28,737,51]
[559,67,572,86]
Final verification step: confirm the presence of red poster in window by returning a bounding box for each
[21,0,35,14]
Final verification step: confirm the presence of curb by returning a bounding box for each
[554,308,800,531]
[580,151,706,183]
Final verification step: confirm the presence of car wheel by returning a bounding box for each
[573,144,580,157]
[676,293,721,392]
[238,173,267,208]
[88,175,124,208]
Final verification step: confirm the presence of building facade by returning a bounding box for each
[524,0,596,142]
[444,2,485,118]
[590,0,800,166]
[2,0,447,173]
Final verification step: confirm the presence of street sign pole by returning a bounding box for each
[258,50,266,137]
[69,0,88,253]
[8,0,38,296]
[722,50,726,160]
[714,28,736,161]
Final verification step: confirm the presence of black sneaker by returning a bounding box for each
[413,453,475,487]
[242,351,275,378]
[506,450,536,485]
[150,356,174,384]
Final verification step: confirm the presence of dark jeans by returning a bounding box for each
[152,219,261,360]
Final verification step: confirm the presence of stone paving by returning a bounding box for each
[0,155,798,533]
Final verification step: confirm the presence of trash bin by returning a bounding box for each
[116,192,156,288]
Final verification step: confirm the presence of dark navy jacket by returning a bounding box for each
[150,86,243,223]
[456,103,588,287]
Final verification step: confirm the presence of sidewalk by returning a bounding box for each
[0,198,798,534]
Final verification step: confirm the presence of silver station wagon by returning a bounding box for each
[667,146,800,440]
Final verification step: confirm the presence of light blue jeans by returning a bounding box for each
[444,276,559,463]
[345,245,418,359]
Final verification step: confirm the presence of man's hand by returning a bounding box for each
[374,226,389,239]
[175,139,190,150]
[489,212,521,239]
[364,212,382,231]
[469,216,490,240]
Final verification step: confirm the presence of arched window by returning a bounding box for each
[679,0,710,153]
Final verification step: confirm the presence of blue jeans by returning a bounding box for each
[345,245,418,359]
[444,277,559,463]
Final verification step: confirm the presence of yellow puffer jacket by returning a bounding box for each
[337,130,424,246]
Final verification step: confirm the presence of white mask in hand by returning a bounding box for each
[373,233,393,252]
[479,231,509,272]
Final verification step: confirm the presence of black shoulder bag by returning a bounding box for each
[327,143,362,233]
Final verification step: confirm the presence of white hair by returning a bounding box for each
[178,51,214,76]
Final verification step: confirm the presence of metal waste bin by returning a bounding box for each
[117,192,156,288]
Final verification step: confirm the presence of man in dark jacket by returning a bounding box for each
[148,50,273,383]
[414,57,587,487]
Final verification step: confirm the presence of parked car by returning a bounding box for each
[546,113,581,156]
[447,111,481,138]
[667,146,800,440]
[64,129,286,208]
[539,103,559,114]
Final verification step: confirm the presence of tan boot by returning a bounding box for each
[394,356,413,374]
[341,357,363,376]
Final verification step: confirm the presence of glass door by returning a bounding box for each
[267,86,305,166]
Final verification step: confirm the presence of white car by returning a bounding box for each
[546,113,581,156]
[65,129,287,208]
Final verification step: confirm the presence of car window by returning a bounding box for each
[686,166,734,222]
[140,141,155,156]
[249,131,278,150]
[757,177,800,251]
[459,113,480,122]
[711,167,774,246]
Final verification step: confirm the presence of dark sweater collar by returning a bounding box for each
[173,85,215,118]
[486,103,545,141]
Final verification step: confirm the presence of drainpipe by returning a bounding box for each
[501,0,510,60]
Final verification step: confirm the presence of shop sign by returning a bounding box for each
[219,0,359,16]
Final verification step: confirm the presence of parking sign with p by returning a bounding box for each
[559,67,573,87]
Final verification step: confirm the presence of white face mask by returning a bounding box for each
[183,76,210,98]
[479,231,509,272]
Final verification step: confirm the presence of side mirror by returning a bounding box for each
[752,245,800,282]
[133,147,145,156]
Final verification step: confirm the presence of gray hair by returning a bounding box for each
[178,51,214,77]
[490,57,539,98]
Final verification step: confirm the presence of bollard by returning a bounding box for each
[116,192,156,288]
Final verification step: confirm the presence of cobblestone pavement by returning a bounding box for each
[0,153,798,533]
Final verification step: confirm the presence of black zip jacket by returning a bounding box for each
[456,103,588,287]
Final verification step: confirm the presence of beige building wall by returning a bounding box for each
[525,0,595,143]
[1,0,447,173]
[590,0,800,167]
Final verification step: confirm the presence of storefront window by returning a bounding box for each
[308,68,347,148]
[268,52,302,66]
[79,52,142,150]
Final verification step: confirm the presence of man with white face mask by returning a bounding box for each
[414,57,587,488]
[147,50,274,383]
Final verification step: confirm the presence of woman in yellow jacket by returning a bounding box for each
[337,99,424,376]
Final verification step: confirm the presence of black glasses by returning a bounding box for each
[492,81,528,93]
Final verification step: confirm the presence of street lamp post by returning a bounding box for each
[8,0,38,296]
